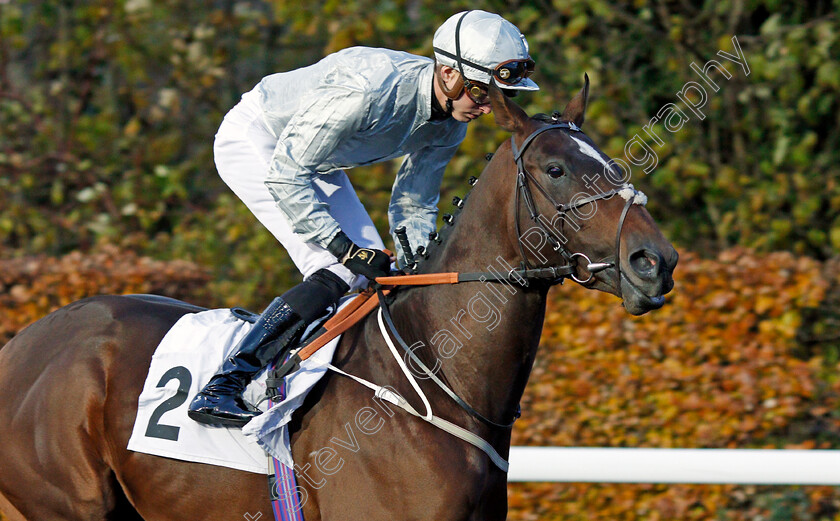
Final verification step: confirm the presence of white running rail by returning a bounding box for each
[507,447,840,485]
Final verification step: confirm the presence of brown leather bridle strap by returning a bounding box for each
[271,261,576,379]
[374,266,577,286]
[614,195,634,293]
[270,259,578,378]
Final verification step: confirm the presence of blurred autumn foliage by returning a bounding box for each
[508,248,840,520]
[0,245,210,345]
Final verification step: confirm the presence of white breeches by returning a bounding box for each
[213,91,385,291]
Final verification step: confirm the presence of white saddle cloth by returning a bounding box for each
[127,306,342,474]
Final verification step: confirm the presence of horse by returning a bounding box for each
[0,76,678,521]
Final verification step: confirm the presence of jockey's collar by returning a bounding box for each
[429,76,451,121]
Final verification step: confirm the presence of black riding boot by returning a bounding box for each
[187,297,306,427]
[187,268,349,428]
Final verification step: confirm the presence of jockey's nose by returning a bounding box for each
[480,104,492,115]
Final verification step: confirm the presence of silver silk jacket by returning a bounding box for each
[250,46,467,260]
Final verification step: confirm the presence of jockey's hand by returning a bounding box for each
[327,231,391,280]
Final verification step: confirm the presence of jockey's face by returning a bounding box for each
[449,85,493,122]
[436,66,493,123]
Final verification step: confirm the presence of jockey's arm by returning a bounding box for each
[264,83,369,249]
[388,142,460,266]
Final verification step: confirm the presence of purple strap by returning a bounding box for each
[271,458,304,521]
[267,358,305,521]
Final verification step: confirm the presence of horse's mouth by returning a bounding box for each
[620,273,668,315]
[581,268,669,315]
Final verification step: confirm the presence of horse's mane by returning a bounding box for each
[415,181,473,273]
[412,110,565,273]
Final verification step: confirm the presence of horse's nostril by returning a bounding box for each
[629,249,661,278]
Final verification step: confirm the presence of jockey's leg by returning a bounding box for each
[188,268,347,427]
[188,91,385,427]
[210,90,385,287]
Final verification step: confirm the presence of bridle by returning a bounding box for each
[392,121,646,290]
[511,122,644,292]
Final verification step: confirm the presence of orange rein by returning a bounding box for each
[291,273,461,363]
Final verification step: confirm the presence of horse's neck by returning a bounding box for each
[398,154,548,427]
[402,281,546,426]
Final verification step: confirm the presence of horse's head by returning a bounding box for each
[489,75,678,315]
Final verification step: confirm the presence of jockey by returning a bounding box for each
[188,10,539,427]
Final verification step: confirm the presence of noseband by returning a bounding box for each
[511,122,645,291]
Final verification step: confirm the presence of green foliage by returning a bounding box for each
[1,0,838,306]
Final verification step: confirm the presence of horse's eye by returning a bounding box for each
[546,165,564,178]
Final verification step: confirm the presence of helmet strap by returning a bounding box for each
[437,69,464,100]
[453,12,469,80]
[435,11,471,103]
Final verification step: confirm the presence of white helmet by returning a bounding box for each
[433,10,538,92]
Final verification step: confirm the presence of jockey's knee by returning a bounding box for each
[324,263,369,292]
[282,268,350,323]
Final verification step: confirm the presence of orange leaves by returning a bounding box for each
[0,245,210,345]
[508,247,840,519]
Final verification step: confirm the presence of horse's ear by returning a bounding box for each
[490,83,528,133]
[561,73,590,127]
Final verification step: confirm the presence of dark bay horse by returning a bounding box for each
[0,78,677,521]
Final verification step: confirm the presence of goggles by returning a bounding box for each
[493,58,536,86]
[433,46,536,87]
[463,79,490,105]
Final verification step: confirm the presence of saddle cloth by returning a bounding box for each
[127,305,345,473]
